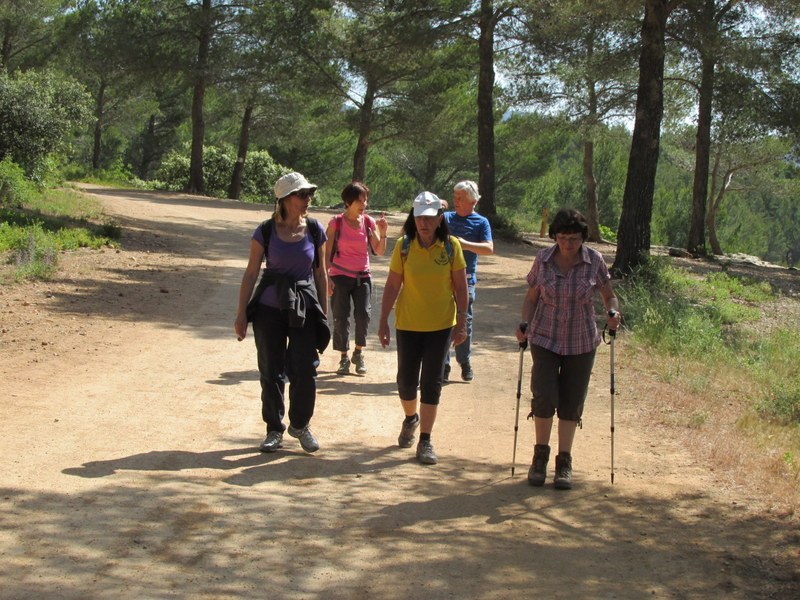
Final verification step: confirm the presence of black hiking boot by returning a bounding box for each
[554,451,573,490]
[527,444,550,487]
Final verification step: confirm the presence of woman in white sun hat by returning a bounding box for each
[235,172,330,455]
[378,191,469,465]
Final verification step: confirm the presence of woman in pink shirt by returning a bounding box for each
[515,208,621,489]
[325,182,388,375]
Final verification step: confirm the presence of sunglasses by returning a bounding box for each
[294,190,315,200]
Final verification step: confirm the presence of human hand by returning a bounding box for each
[234,313,248,341]
[378,321,391,348]
[377,212,388,235]
[607,309,621,332]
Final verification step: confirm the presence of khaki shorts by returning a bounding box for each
[530,345,597,421]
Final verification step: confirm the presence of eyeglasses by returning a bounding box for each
[556,234,582,244]
[295,190,315,200]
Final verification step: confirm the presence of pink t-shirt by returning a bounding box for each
[328,214,376,277]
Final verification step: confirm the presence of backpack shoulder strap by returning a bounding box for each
[331,214,343,258]
[307,217,322,269]
[260,218,274,267]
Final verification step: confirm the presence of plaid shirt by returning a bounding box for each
[526,244,610,355]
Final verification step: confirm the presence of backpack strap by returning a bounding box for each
[333,214,375,257]
[401,235,453,263]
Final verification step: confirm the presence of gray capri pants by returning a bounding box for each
[530,344,597,421]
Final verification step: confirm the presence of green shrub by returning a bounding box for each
[154,145,291,201]
[599,224,617,243]
[0,158,37,208]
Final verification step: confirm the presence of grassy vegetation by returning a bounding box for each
[616,257,800,504]
[0,183,119,282]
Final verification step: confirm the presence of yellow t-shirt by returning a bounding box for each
[389,235,467,331]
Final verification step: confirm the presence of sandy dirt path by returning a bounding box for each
[0,185,796,599]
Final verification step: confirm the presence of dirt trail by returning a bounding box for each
[0,185,796,599]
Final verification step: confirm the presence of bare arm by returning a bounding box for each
[314,240,329,316]
[378,270,403,348]
[234,239,265,340]
[454,237,494,256]
[599,280,621,330]
[516,285,540,342]
[451,267,469,346]
[324,221,336,296]
[370,212,389,256]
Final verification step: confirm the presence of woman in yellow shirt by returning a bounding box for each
[378,192,469,465]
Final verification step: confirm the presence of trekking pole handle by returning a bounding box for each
[607,309,618,337]
[518,322,528,350]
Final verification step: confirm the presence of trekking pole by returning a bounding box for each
[511,323,528,476]
[605,310,618,484]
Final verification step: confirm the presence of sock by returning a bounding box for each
[404,413,419,424]
[420,432,431,442]
[353,348,362,355]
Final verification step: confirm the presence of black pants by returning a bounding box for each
[253,306,319,433]
[396,328,452,405]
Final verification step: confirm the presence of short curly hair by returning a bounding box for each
[548,208,589,241]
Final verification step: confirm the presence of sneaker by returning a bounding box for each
[397,415,420,448]
[416,440,438,465]
[527,444,550,486]
[443,363,451,383]
[461,362,474,381]
[554,451,573,489]
[259,430,283,453]
[351,352,367,375]
[288,424,320,453]
[336,355,350,375]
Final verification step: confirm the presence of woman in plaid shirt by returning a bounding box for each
[515,208,621,489]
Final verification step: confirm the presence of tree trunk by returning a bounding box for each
[477,0,497,217]
[1,23,14,72]
[707,168,732,256]
[706,193,723,256]
[228,103,253,200]
[186,0,212,195]
[583,27,601,242]
[583,139,601,242]
[138,114,156,180]
[352,78,376,183]
[92,78,107,171]
[611,0,671,276]
[687,54,715,256]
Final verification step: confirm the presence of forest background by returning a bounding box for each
[1,0,799,268]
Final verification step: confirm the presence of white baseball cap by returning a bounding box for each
[412,191,444,217]
[274,172,317,200]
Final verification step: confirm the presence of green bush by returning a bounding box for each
[0,158,37,208]
[154,145,291,201]
[0,70,92,181]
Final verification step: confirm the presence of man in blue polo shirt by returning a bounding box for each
[443,180,494,382]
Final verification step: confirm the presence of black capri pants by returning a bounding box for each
[396,328,452,405]
[530,344,597,421]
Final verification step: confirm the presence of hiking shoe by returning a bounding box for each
[527,444,550,486]
[443,363,451,383]
[398,415,420,448]
[416,440,438,465]
[259,430,283,453]
[288,424,320,453]
[351,352,367,375]
[336,355,350,375]
[554,451,573,489]
[461,362,474,382]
